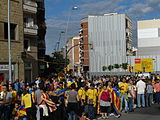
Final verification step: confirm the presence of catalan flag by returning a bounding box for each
[111,87,120,113]
[18,106,27,116]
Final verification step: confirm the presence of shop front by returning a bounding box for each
[0,64,14,83]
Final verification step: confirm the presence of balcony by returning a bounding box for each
[23,0,37,13]
[24,24,38,35]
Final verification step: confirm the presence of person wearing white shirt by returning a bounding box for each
[136,79,146,108]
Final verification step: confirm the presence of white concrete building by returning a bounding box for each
[138,19,160,56]
[88,13,133,76]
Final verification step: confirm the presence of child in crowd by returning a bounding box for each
[12,101,27,120]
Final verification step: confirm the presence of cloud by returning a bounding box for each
[79,0,125,15]
[45,19,80,55]
[45,0,160,55]
[126,0,160,18]
[45,0,127,55]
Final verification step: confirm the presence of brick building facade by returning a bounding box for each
[66,36,81,76]
[0,0,46,83]
[0,0,24,82]
[79,18,90,76]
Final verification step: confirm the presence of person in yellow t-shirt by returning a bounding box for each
[74,81,78,88]
[21,89,36,120]
[118,78,129,112]
[86,83,98,119]
[119,81,128,94]
[73,77,78,88]
[67,80,73,88]
[78,83,86,116]
[78,85,86,103]
[86,84,98,107]
[9,84,18,103]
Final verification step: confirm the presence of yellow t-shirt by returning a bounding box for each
[86,89,97,107]
[67,81,72,87]
[10,90,18,103]
[107,86,112,91]
[98,80,103,84]
[74,81,78,88]
[22,93,32,109]
[119,82,128,94]
[78,87,86,100]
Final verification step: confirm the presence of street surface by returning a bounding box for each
[101,104,160,120]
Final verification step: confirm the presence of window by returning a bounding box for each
[4,23,17,40]
[24,18,34,28]
[24,40,31,51]
[25,69,32,83]
[125,19,129,28]
[0,22,4,39]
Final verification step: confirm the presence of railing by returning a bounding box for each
[23,0,37,7]
[24,24,38,29]
[24,24,38,35]
[23,0,37,13]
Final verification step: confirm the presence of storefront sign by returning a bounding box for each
[134,58,153,72]
[0,65,14,71]
[24,63,32,68]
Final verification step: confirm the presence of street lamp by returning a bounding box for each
[72,6,78,10]
[64,6,78,77]
[64,6,78,44]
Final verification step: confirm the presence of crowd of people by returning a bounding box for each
[0,74,160,120]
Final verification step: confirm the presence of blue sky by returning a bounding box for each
[45,0,160,55]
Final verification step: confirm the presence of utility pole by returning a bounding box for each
[8,0,12,82]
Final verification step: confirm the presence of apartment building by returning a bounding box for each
[66,36,81,76]
[36,0,46,75]
[138,19,160,56]
[23,0,39,83]
[0,0,46,83]
[88,13,133,76]
[79,18,90,77]
[0,0,24,82]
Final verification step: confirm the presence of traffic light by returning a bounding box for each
[89,43,93,49]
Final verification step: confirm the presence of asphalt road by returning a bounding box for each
[100,104,160,120]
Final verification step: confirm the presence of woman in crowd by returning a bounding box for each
[38,87,57,120]
[66,83,79,120]
[146,81,154,107]
[99,85,111,119]
[21,89,36,120]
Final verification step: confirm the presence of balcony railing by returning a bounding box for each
[24,24,38,35]
[23,0,37,13]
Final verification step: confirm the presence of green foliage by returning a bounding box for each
[102,66,107,71]
[43,52,69,76]
[114,64,120,69]
[122,63,128,70]
[108,65,114,71]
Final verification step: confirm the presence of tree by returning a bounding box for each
[114,64,120,69]
[108,65,114,71]
[122,63,128,70]
[102,66,107,71]
[43,52,69,77]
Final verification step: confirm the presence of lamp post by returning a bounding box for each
[64,6,78,77]
[64,6,78,45]
[8,0,12,82]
